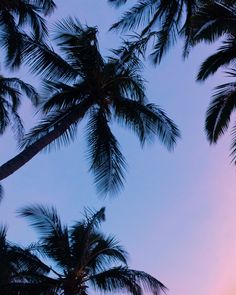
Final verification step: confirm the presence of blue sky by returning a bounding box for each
[1,1,236,294]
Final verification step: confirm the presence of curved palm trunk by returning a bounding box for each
[0,125,69,181]
[0,102,91,181]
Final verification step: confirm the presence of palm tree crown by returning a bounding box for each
[0,19,180,196]
[19,205,167,295]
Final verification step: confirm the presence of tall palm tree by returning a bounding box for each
[0,19,180,195]
[19,205,167,295]
[108,0,202,63]
[188,1,236,162]
[0,0,56,68]
[0,224,51,294]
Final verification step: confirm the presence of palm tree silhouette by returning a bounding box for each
[0,19,180,195]
[19,205,167,295]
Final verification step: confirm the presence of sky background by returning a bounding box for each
[1,1,236,294]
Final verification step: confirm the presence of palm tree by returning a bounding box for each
[108,0,202,63]
[19,205,167,295]
[0,224,51,294]
[0,19,180,195]
[188,1,236,161]
[0,0,56,68]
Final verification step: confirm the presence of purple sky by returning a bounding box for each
[1,1,236,294]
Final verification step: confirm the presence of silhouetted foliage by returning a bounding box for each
[109,0,201,62]
[18,205,167,295]
[0,225,50,294]
[0,0,56,68]
[189,1,236,162]
[0,19,180,196]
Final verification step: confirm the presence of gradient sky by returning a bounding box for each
[1,1,236,294]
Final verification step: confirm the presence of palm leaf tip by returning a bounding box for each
[205,81,236,144]
[83,207,106,227]
[145,104,180,151]
[18,204,63,237]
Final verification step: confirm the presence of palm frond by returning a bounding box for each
[83,207,106,228]
[19,204,73,270]
[123,268,167,295]
[90,266,143,295]
[111,33,155,65]
[110,0,159,32]
[86,109,127,196]
[41,80,86,112]
[90,266,167,295]
[19,204,63,239]
[114,98,180,149]
[1,78,39,106]
[0,10,24,68]
[205,81,236,143]
[104,60,146,103]
[197,37,236,81]
[9,107,25,141]
[21,34,77,81]
[88,235,128,273]
[17,2,48,39]
[150,1,179,64]
[191,1,236,45]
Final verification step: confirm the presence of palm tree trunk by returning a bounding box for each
[0,101,92,181]
[0,125,68,181]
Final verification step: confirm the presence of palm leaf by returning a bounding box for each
[114,98,180,149]
[110,0,159,32]
[17,2,48,39]
[90,266,167,295]
[41,80,87,112]
[19,204,72,270]
[0,10,24,68]
[86,109,127,196]
[1,78,39,106]
[191,1,236,45]
[21,34,77,81]
[205,81,236,143]
[197,37,236,81]
[87,235,128,273]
